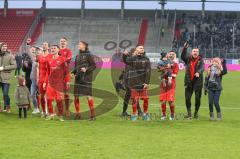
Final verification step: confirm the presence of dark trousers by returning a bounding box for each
[185,86,202,114]
[19,108,27,118]
[15,68,21,76]
[123,88,141,113]
[0,83,10,109]
[25,77,31,92]
[208,90,221,113]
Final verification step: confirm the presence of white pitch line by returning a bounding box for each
[148,104,240,110]
[116,99,240,110]
[2,93,239,110]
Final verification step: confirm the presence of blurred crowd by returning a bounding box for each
[173,12,240,53]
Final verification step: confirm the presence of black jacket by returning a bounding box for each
[124,54,151,89]
[181,47,204,89]
[72,51,96,84]
[22,52,32,77]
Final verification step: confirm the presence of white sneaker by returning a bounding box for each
[58,117,64,122]
[161,115,167,120]
[36,108,40,113]
[169,116,174,121]
[41,113,47,118]
[169,114,175,121]
[32,108,40,114]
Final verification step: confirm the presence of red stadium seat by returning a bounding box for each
[0,16,36,53]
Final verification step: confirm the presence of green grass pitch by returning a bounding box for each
[0,69,239,159]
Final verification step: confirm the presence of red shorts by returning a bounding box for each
[159,84,176,102]
[131,88,149,99]
[46,85,63,100]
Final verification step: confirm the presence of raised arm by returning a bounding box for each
[125,56,135,66]
[204,67,210,93]
[221,59,228,76]
[181,42,189,64]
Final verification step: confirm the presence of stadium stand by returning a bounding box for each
[30,18,45,45]
[35,9,164,54]
[1,8,239,58]
[0,16,35,53]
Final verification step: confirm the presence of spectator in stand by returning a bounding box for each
[175,12,240,56]
[161,27,165,37]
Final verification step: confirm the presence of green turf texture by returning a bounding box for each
[0,69,239,159]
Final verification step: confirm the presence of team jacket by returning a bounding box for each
[181,47,204,89]
[125,54,151,89]
[72,51,96,84]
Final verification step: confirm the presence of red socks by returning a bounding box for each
[41,94,46,113]
[74,97,80,113]
[88,98,95,117]
[132,98,138,115]
[88,98,94,110]
[161,103,175,116]
[132,98,149,115]
[161,103,166,116]
[47,99,54,115]
[56,100,64,116]
[170,104,175,115]
[74,98,95,117]
[143,99,149,114]
[64,94,70,111]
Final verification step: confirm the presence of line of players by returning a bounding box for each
[21,38,96,121]
[17,39,226,122]
[118,42,227,121]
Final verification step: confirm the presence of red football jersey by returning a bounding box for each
[59,48,72,64]
[38,54,52,83]
[45,55,70,92]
